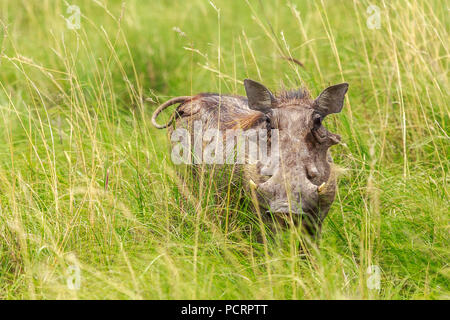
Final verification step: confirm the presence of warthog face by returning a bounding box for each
[244,79,348,226]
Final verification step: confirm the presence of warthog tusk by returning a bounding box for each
[318,166,337,195]
[318,182,326,193]
[249,179,257,190]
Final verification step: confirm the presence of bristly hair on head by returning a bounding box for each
[276,88,311,103]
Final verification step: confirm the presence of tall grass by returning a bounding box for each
[0,0,448,299]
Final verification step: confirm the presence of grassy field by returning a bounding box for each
[0,0,448,299]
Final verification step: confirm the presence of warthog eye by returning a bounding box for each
[313,113,322,128]
[312,113,326,142]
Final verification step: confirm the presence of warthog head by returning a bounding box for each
[243,79,348,229]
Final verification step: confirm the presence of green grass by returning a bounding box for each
[0,0,448,299]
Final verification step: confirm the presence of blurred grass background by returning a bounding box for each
[0,0,448,299]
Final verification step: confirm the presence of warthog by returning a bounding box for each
[152,79,348,240]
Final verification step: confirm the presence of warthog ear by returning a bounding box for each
[313,83,349,116]
[244,79,275,114]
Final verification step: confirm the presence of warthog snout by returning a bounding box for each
[255,160,338,220]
